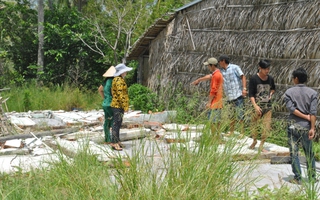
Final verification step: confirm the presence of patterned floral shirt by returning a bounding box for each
[110,76,129,111]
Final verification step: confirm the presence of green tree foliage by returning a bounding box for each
[43,5,106,89]
[0,0,193,90]
[0,0,38,83]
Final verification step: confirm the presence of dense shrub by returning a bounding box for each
[128,84,158,113]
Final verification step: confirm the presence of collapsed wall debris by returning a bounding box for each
[0,109,293,175]
[0,88,20,136]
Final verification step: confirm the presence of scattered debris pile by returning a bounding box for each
[0,109,294,174]
[0,88,18,136]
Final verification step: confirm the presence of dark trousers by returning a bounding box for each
[111,107,124,143]
[287,125,316,181]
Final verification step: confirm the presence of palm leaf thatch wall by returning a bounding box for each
[135,0,320,114]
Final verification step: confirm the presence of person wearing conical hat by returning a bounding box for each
[98,66,116,143]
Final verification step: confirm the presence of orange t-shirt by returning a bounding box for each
[209,69,224,109]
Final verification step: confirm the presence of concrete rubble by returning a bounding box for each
[0,109,319,194]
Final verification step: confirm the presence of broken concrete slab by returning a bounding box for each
[51,112,85,126]
[31,146,55,156]
[119,128,150,141]
[0,154,63,173]
[10,116,36,127]
[270,156,307,165]
[168,141,199,151]
[6,110,176,134]
[60,130,102,140]
[25,138,38,147]
[52,110,103,126]
[0,148,29,156]
[162,123,189,131]
[0,127,80,142]
[4,139,23,148]
[186,124,205,131]
[49,138,122,162]
[142,121,163,130]
[33,118,66,129]
[153,129,167,138]
[124,111,177,124]
[164,131,202,143]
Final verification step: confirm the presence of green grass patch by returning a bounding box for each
[2,83,101,112]
[0,133,309,199]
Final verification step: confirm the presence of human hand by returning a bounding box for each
[191,80,199,85]
[309,129,315,140]
[307,114,311,121]
[269,93,273,100]
[254,105,262,116]
[206,103,211,109]
[242,89,248,97]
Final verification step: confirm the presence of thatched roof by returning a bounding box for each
[127,0,204,60]
[127,13,176,60]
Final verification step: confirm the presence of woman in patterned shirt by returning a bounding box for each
[110,64,132,151]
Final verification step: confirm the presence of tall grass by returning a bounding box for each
[0,128,308,199]
[2,83,101,112]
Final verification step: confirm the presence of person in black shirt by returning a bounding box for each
[248,60,275,152]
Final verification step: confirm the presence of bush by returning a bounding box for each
[128,84,158,113]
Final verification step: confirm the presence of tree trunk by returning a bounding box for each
[37,0,44,82]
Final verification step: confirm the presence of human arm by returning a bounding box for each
[191,74,211,85]
[248,77,261,115]
[309,115,316,140]
[292,109,311,121]
[98,85,104,98]
[284,90,312,121]
[269,76,276,100]
[308,92,318,139]
[269,89,275,100]
[240,75,248,97]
